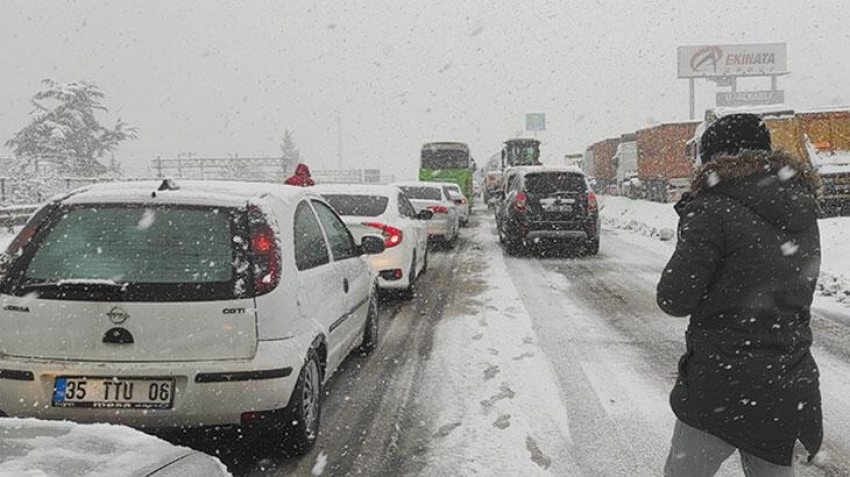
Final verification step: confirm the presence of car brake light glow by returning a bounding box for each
[248,205,280,295]
[427,205,449,214]
[588,191,598,214]
[364,222,403,248]
[515,192,527,211]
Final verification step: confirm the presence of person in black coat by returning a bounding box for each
[658,114,823,476]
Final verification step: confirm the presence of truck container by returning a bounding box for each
[590,137,619,193]
[635,121,700,202]
[581,148,595,178]
[613,133,638,196]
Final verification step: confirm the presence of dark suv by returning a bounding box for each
[495,166,600,255]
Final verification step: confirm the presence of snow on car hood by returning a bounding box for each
[0,418,230,476]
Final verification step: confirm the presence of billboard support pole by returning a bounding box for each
[689,78,695,120]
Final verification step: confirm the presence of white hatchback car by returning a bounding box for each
[394,181,460,247]
[0,179,384,455]
[314,184,432,296]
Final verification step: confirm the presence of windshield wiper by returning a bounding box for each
[18,280,129,293]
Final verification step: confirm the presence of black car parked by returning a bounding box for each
[495,166,600,255]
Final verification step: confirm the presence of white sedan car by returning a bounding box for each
[394,181,460,247]
[315,184,431,296]
[439,182,470,226]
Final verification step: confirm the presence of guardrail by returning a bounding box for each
[0,205,38,232]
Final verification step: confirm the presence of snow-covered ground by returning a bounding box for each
[599,195,850,308]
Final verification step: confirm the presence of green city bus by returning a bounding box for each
[419,142,474,206]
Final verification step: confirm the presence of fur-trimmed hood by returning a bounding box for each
[692,150,821,195]
[691,150,821,232]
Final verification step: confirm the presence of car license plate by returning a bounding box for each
[53,377,175,409]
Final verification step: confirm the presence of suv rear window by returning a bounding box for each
[322,194,389,217]
[524,173,586,194]
[399,186,441,201]
[3,204,250,302]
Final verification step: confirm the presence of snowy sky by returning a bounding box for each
[1,0,848,179]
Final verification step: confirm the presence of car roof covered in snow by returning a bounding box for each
[505,165,586,176]
[59,179,316,208]
[311,183,403,197]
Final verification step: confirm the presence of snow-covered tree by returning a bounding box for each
[280,129,300,176]
[5,79,137,177]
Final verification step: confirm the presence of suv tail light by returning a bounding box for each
[248,205,280,295]
[364,222,403,248]
[587,191,598,214]
[427,205,449,214]
[515,192,528,212]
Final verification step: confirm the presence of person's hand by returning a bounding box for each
[674,192,694,217]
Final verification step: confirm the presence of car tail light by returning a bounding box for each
[515,192,527,212]
[427,205,449,214]
[248,205,280,295]
[364,222,403,248]
[587,191,598,214]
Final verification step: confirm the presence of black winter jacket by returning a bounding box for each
[657,150,823,466]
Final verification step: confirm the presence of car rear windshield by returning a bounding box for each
[444,187,464,200]
[399,186,442,201]
[524,173,587,195]
[322,194,389,217]
[4,204,250,301]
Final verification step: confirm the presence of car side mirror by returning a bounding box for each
[360,235,385,255]
[416,210,434,221]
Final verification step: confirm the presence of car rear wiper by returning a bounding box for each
[18,279,129,293]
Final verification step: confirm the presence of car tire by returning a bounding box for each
[402,255,417,300]
[277,348,322,455]
[585,237,600,256]
[421,249,428,274]
[504,233,524,256]
[359,287,379,353]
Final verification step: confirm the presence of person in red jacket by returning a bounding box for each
[284,163,315,187]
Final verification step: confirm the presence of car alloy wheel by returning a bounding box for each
[301,358,320,440]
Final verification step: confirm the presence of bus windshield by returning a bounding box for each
[421,149,469,169]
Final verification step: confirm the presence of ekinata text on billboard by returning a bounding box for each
[677,43,787,78]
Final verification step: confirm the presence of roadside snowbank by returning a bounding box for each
[600,195,850,305]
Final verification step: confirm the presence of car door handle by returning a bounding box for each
[343,278,349,294]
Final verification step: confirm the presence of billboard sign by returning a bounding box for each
[716,90,785,107]
[526,113,546,131]
[678,43,787,78]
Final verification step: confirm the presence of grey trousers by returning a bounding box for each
[664,420,794,477]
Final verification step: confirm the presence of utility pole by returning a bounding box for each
[336,116,343,170]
